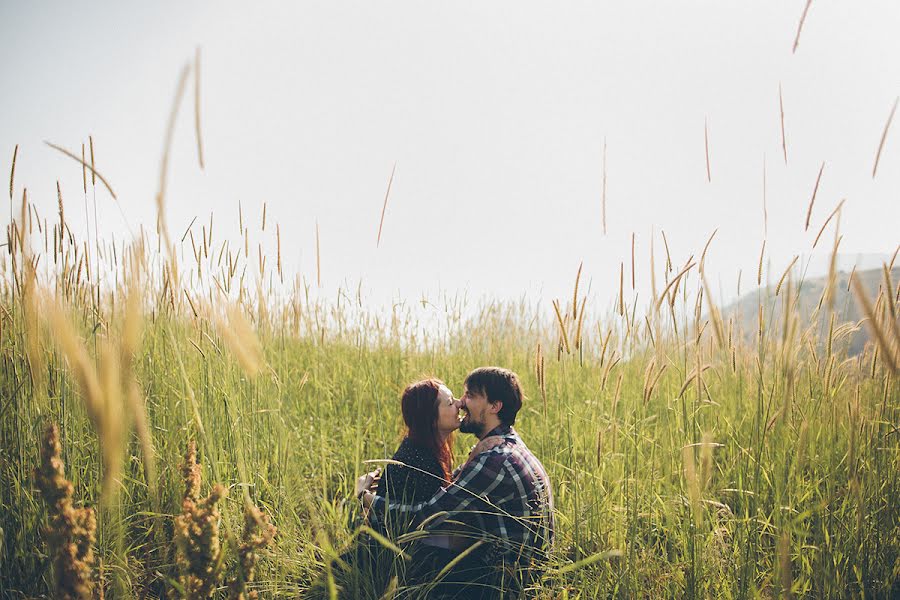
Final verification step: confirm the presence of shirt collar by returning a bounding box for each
[482,424,513,439]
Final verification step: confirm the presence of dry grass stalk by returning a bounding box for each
[699,229,717,274]
[276,224,282,281]
[229,503,277,600]
[655,260,695,312]
[872,97,898,178]
[775,255,798,297]
[44,142,117,200]
[682,445,702,524]
[81,143,87,194]
[643,362,667,405]
[757,240,766,286]
[551,300,570,354]
[882,265,900,346]
[9,143,17,201]
[156,63,192,290]
[57,181,65,248]
[792,0,814,53]
[779,84,788,164]
[699,431,715,492]
[812,198,845,248]
[46,297,127,501]
[678,364,711,398]
[704,118,711,182]
[805,161,824,230]
[701,273,726,351]
[601,138,607,235]
[852,276,898,373]
[261,202,266,231]
[572,261,583,319]
[574,296,587,350]
[778,529,793,598]
[536,343,546,411]
[376,162,397,247]
[661,229,673,272]
[611,371,623,416]
[35,422,97,600]
[618,262,624,316]
[174,441,228,599]
[89,136,96,187]
[194,46,205,169]
[823,232,842,311]
[219,304,264,376]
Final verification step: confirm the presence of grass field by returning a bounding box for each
[1,143,899,597]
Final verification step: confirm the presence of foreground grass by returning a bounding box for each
[0,228,898,598]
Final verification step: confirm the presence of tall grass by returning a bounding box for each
[1,160,898,598]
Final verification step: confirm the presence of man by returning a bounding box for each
[357,367,554,598]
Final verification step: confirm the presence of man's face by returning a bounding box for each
[459,386,490,436]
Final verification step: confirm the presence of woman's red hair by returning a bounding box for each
[401,378,455,483]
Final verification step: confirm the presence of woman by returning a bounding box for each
[372,378,460,515]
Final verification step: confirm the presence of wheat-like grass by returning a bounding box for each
[792,0,814,53]
[376,162,396,248]
[552,299,570,354]
[44,142,118,200]
[775,255,798,296]
[805,161,825,231]
[779,83,788,164]
[656,260,695,311]
[9,143,17,202]
[699,229,717,274]
[194,46,205,170]
[682,445,702,524]
[757,239,765,286]
[81,143,87,194]
[661,229,673,272]
[56,181,65,248]
[872,97,898,178]
[277,223,282,281]
[852,276,898,372]
[704,118,711,182]
[219,304,264,376]
[812,198,845,248]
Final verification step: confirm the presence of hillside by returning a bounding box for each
[720,266,899,356]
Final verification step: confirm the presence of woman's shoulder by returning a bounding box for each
[391,437,440,469]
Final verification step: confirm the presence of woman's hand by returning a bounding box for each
[355,469,380,499]
[470,435,504,459]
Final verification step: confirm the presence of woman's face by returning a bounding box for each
[435,384,462,435]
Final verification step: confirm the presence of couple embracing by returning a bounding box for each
[355,367,554,599]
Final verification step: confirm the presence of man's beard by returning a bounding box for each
[459,413,483,436]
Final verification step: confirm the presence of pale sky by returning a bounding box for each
[2,2,899,312]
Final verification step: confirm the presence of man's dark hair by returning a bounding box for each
[464,367,523,426]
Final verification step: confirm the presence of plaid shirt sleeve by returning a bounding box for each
[369,449,508,532]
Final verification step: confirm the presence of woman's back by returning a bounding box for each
[376,437,445,506]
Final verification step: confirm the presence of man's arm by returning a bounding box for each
[364,450,507,530]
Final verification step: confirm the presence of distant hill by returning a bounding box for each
[720,266,899,356]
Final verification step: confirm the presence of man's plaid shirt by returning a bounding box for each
[370,424,555,564]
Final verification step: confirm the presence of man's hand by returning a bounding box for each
[355,469,380,499]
